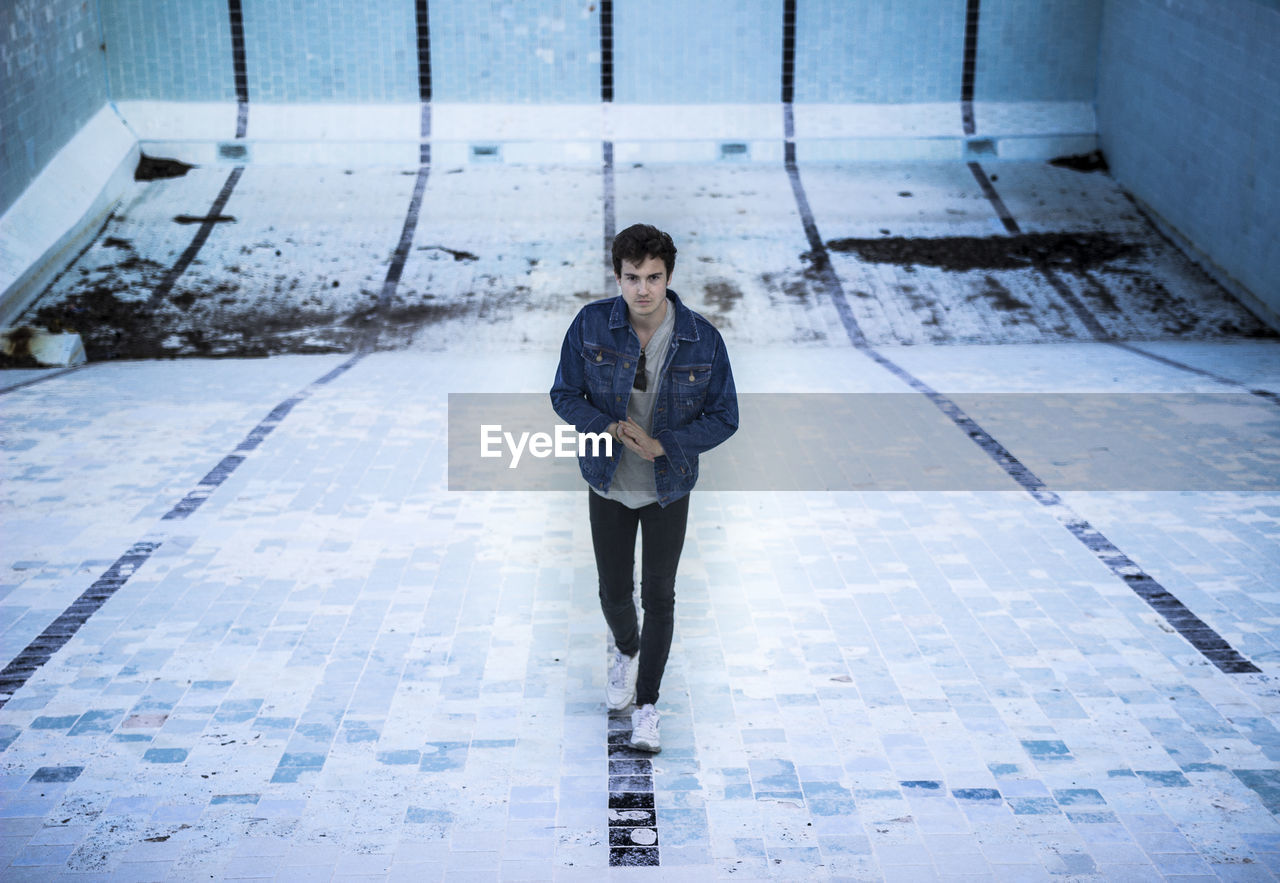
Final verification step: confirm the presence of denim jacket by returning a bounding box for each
[550,290,738,507]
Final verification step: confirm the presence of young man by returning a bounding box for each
[550,224,738,751]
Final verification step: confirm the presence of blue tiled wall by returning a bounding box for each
[242,0,418,103]
[794,0,966,103]
[0,0,108,216]
[431,1,597,103]
[794,0,1100,103]
[975,0,1101,101]
[613,0,781,104]
[99,0,235,101]
[1097,0,1280,314]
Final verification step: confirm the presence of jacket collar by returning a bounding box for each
[607,289,700,342]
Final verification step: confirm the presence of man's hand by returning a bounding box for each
[616,419,665,461]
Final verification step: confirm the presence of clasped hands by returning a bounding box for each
[609,419,665,461]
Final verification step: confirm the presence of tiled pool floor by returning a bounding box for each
[2,159,1279,880]
[17,160,1271,360]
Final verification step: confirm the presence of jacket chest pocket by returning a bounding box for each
[669,364,712,420]
[582,345,619,397]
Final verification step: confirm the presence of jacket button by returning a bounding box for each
[688,372,695,382]
[596,352,603,362]
[623,362,629,369]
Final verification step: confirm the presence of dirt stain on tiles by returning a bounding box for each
[825,231,1140,274]
[173,214,236,225]
[703,280,741,313]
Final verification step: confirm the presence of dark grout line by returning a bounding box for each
[601,1,615,294]
[0,542,161,709]
[1038,263,1110,339]
[781,0,796,105]
[607,710,659,866]
[602,141,615,293]
[1109,338,1280,405]
[363,159,429,354]
[782,125,1260,675]
[967,162,1112,339]
[227,0,248,138]
[599,0,613,104]
[960,4,1113,345]
[862,348,1260,674]
[150,166,245,306]
[0,364,88,395]
[360,6,434,354]
[784,128,866,347]
[967,162,1018,234]
[159,356,359,521]
[416,0,432,105]
[961,0,981,135]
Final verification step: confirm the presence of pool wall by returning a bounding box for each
[1097,0,1279,315]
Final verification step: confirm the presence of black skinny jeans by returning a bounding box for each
[588,489,690,707]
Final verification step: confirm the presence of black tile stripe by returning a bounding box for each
[600,0,613,103]
[0,542,161,709]
[0,0,438,711]
[967,163,1109,339]
[782,125,1259,674]
[150,166,245,305]
[961,0,1116,347]
[0,365,85,395]
[602,141,615,293]
[361,1,433,349]
[1039,263,1109,339]
[862,349,1259,673]
[0,353,364,710]
[601,1,615,291]
[781,0,797,104]
[1110,339,1280,405]
[161,357,359,521]
[607,711,659,866]
[784,129,867,346]
[364,163,430,354]
[415,0,432,104]
[967,162,1017,234]
[227,0,248,138]
[961,0,980,135]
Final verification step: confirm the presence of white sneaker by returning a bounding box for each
[606,648,638,711]
[630,704,660,752]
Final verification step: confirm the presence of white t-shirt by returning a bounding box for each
[592,299,676,508]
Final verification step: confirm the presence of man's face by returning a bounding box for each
[616,255,670,320]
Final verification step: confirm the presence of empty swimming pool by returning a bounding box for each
[2,1,1279,878]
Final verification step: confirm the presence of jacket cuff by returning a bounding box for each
[655,428,688,475]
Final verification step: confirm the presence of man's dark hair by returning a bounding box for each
[612,223,677,278]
